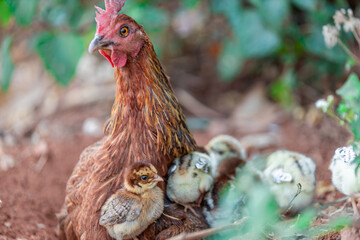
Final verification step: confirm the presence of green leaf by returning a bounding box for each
[351,118,360,141]
[234,11,281,58]
[247,183,279,238]
[0,36,14,91]
[336,102,350,115]
[0,0,12,27]
[34,32,84,86]
[336,73,360,102]
[126,4,169,33]
[293,209,317,231]
[6,0,38,26]
[326,216,352,231]
[211,0,241,19]
[255,0,289,30]
[291,0,316,11]
[181,0,201,9]
[270,69,296,108]
[217,38,243,81]
[345,57,356,72]
[305,26,347,64]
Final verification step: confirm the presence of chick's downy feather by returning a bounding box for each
[329,145,360,196]
[99,162,164,240]
[59,0,196,239]
[263,150,316,213]
[166,152,213,205]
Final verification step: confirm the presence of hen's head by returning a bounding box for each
[125,162,163,194]
[88,0,146,68]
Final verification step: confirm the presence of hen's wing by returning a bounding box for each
[100,190,143,226]
[65,139,105,209]
[58,139,106,240]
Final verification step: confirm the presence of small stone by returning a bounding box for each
[4,221,11,228]
[36,223,46,229]
[0,154,15,171]
[82,118,102,137]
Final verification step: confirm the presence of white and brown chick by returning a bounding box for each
[99,162,164,240]
[263,150,316,213]
[166,152,213,215]
[205,135,246,179]
[329,145,360,217]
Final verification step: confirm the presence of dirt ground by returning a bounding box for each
[0,100,352,240]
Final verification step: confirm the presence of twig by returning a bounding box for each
[338,40,360,65]
[283,183,302,215]
[319,196,350,210]
[34,155,48,173]
[167,217,248,240]
[352,28,360,49]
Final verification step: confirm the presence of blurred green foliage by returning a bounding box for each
[0,0,351,94]
[0,36,14,91]
[7,0,38,26]
[211,160,352,239]
[336,73,360,141]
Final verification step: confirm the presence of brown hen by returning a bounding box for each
[58,0,197,239]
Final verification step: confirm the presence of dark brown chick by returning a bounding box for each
[59,0,197,239]
[99,162,164,240]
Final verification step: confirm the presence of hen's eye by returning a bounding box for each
[140,175,148,181]
[119,26,129,37]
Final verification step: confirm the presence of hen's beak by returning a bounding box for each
[88,35,114,53]
[153,174,164,183]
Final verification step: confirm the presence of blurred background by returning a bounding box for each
[0,0,358,239]
[1,0,359,136]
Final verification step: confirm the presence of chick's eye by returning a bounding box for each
[119,26,129,37]
[217,150,224,155]
[140,175,148,181]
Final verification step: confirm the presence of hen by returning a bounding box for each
[58,0,197,239]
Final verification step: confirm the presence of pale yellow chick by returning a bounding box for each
[99,162,164,240]
[166,151,213,214]
[329,145,360,216]
[263,150,316,213]
[205,135,246,178]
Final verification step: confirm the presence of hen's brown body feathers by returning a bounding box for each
[59,15,196,239]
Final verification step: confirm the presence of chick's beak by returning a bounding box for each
[88,35,114,53]
[153,174,164,183]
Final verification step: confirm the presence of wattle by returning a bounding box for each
[99,49,127,68]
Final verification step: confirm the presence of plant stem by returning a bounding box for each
[325,108,347,127]
[338,40,360,65]
[167,217,248,240]
[352,27,360,50]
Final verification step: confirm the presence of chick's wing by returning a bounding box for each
[100,190,143,226]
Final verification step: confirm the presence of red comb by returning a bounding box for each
[95,0,125,28]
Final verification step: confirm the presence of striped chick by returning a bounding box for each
[166,151,213,215]
[329,145,360,217]
[205,135,246,178]
[263,150,316,213]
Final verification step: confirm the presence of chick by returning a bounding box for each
[329,145,360,217]
[166,152,213,215]
[99,162,164,240]
[263,150,316,213]
[205,135,246,178]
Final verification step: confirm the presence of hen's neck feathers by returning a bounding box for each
[103,39,196,176]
